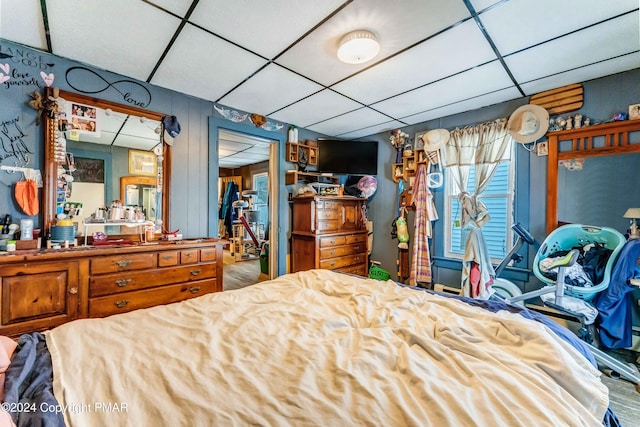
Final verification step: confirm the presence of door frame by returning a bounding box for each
[208,117,285,278]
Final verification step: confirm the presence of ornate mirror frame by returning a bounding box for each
[546,120,640,234]
[42,88,172,238]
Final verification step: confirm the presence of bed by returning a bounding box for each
[2,269,618,426]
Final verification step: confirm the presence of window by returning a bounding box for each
[444,155,515,262]
[252,172,269,239]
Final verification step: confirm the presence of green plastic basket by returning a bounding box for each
[369,264,391,281]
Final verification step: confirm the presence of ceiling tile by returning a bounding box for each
[219,64,323,116]
[371,61,513,118]
[152,23,267,102]
[400,87,522,125]
[0,0,47,50]
[269,89,362,128]
[276,0,470,86]
[480,0,638,55]
[505,12,640,83]
[520,53,640,97]
[332,20,498,105]
[47,0,181,81]
[3,0,640,147]
[307,107,392,136]
[219,129,273,145]
[338,120,406,139]
[468,0,503,13]
[146,0,193,17]
[190,0,345,58]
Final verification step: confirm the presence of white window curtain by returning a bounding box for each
[442,118,513,298]
[443,118,512,227]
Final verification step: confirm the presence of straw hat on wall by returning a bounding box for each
[507,104,549,143]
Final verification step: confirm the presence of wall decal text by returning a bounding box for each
[66,66,152,108]
[0,116,33,165]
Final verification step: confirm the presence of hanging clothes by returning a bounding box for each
[461,222,494,299]
[460,192,495,299]
[594,239,640,348]
[222,181,239,238]
[409,164,438,286]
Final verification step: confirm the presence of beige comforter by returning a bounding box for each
[46,269,608,426]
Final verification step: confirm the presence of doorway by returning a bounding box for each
[217,128,278,290]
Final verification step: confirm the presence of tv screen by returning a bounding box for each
[317,139,378,175]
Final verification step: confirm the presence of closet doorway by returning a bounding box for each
[218,128,278,291]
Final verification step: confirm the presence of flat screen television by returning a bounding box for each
[317,139,378,175]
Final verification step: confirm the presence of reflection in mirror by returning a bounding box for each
[557,153,640,232]
[120,176,158,221]
[43,89,171,241]
[546,120,640,234]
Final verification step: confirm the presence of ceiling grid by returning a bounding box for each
[1,0,638,150]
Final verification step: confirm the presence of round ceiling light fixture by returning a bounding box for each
[337,30,380,64]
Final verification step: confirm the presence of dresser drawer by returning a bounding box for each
[180,249,199,264]
[200,247,219,262]
[346,233,367,244]
[316,220,340,233]
[315,200,340,209]
[320,254,366,270]
[320,243,366,259]
[88,279,216,318]
[335,263,367,277]
[90,263,217,297]
[90,253,156,274]
[319,235,346,247]
[158,251,179,267]
[316,209,340,221]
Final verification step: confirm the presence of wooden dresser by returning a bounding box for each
[291,196,368,276]
[0,239,225,337]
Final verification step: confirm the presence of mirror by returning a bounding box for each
[43,88,171,240]
[546,120,640,234]
[120,176,158,221]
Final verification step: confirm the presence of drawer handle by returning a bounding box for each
[115,300,130,308]
[330,262,336,267]
[162,255,173,261]
[68,287,78,295]
[190,269,201,276]
[330,250,336,256]
[189,286,201,294]
[116,260,132,268]
[330,240,336,245]
[325,212,331,217]
[354,246,360,250]
[184,253,193,258]
[115,278,131,287]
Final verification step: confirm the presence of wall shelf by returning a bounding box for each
[285,171,338,185]
[286,141,318,166]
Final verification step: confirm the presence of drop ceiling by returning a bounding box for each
[2,0,639,144]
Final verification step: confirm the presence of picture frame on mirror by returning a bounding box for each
[129,149,157,176]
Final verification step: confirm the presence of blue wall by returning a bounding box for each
[3,37,640,319]
[0,39,325,276]
[365,68,640,329]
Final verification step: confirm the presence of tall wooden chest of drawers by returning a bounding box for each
[291,196,368,276]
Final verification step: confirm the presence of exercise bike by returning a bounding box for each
[490,223,640,386]
[488,222,534,303]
